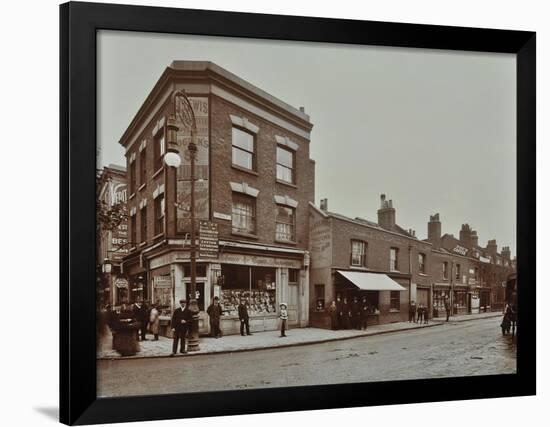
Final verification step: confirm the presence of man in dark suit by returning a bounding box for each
[409,300,417,323]
[170,299,193,355]
[132,299,148,341]
[238,299,251,336]
[351,296,361,330]
[360,296,369,330]
[207,296,223,338]
[335,295,343,330]
[444,298,451,322]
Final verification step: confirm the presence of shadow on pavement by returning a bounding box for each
[34,407,59,422]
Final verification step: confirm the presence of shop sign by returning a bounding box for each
[213,211,231,221]
[153,275,172,289]
[220,253,302,269]
[452,245,468,256]
[114,277,129,289]
[199,220,219,259]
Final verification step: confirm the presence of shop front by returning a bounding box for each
[333,270,408,326]
[432,284,450,317]
[453,285,468,315]
[146,248,308,337]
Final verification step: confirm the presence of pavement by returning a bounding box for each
[97,311,501,360]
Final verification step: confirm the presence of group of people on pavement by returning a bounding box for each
[408,300,433,324]
[327,295,371,331]
[103,299,162,341]
[170,297,290,356]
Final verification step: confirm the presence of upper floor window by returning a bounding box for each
[455,263,461,280]
[154,193,165,236]
[350,240,367,267]
[443,261,449,279]
[276,146,295,184]
[129,160,136,194]
[154,132,165,172]
[275,205,295,242]
[231,193,256,235]
[130,214,137,247]
[232,127,255,171]
[418,253,426,274]
[139,148,147,186]
[390,247,399,271]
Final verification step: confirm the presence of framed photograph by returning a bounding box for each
[60,1,536,425]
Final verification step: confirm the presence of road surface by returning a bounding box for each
[97,317,516,397]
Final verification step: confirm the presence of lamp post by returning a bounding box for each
[164,89,200,351]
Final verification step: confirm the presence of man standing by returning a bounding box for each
[335,295,343,330]
[170,299,192,355]
[207,296,223,338]
[444,297,451,322]
[360,296,369,330]
[351,296,361,330]
[279,303,288,337]
[417,303,424,324]
[238,299,251,336]
[409,300,417,323]
[132,299,148,341]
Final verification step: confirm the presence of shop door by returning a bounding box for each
[287,283,299,326]
[417,288,429,307]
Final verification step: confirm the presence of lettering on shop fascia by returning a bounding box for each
[220,253,302,269]
[453,245,468,256]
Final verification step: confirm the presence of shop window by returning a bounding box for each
[140,206,147,243]
[276,145,295,184]
[154,194,165,235]
[443,261,449,279]
[139,148,147,186]
[433,290,449,310]
[154,131,165,172]
[454,290,467,308]
[315,284,325,311]
[275,205,295,242]
[152,274,172,315]
[350,240,367,267]
[219,265,276,317]
[129,159,136,194]
[418,253,426,274]
[390,291,400,310]
[232,127,255,171]
[390,247,399,271]
[232,193,256,234]
[183,264,207,278]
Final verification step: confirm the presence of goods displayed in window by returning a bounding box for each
[220,288,276,316]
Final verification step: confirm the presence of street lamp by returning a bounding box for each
[164,89,200,352]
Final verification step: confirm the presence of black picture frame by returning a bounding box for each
[60,1,536,425]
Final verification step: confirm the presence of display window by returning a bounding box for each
[152,274,172,316]
[220,265,277,316]
[454,290,467,308]
[433,289,450,310]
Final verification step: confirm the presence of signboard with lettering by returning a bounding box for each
[199,220,219,259]
[176,97,210,233]
[452,245,468,256]
[99,170,128,261]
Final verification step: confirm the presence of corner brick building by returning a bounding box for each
[309,195,433,328]
[119,61,314,336]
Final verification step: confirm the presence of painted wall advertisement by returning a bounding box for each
[176,97,210,233]
[100,175,128,261]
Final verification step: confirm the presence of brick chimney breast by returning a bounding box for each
[377,194,396,231]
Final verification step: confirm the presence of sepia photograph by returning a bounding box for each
[95,30,518,398]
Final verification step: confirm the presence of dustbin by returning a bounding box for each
[113,319,140,356]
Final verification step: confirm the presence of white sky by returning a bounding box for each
[97,30,516,256]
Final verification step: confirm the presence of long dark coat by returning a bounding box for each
[171,306,193,332]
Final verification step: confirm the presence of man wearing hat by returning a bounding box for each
[279,302,288,337]
[207,296,223,338]
[170,299,193,355]
[238,299,251,336]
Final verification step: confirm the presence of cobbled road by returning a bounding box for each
[97,317,516,397]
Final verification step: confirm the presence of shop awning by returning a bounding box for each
[336,270,406,291]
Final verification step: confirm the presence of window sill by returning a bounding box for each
[152,167,164,179]
[129,193,136,200]
[231,164,258,176]
[139,241,147,247]
[418,273,428,277]
[153,232,164,241]
[275,239,297,246]
[138,183,147,192]
[389,309,401,313]
[276,179,297,189]
[390,269,400,273]
[231,231,259,240]
[129,246,136,252]
[349,265,368,271]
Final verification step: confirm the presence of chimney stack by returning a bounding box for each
[459,224,475,249]
[320,198,328,212]
[502,246,511,260]
[471,230,479,248]
[486,239,498,257]
[377,194,396,231]
[427,213,442,248]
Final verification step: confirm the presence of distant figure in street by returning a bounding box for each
[416,304,424,324]
[360,296,369,330]
[170,299,192,355]
[423,305,429,324]
[148,304,160,341]
[352,296,361,330]
[342,297,351,329]
[328,301,338,330]
[132,299,148,341]
[279,303,288,337]
[207,296,223,338]
[444,298,451,322]
[238,299,251,336]
[336,295,343,330]
[409,300,417,323]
